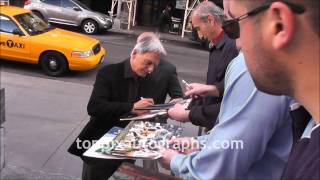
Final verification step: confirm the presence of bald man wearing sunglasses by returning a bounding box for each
[224,0,319,179]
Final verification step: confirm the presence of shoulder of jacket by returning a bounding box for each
[100,62,123,72]
[160,59,176,71]
[97,63,124,80]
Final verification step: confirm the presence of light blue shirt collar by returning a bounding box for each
[301,119,317,139]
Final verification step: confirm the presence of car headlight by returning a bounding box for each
[98,16,107,21]
[72,50,93,58]
[99,16,112,23]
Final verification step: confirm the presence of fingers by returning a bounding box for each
[185,88,196,97]
[132,98,154,115]
[137,98,154,107]
[169,98,183,104]
[184,83,199,96]
[168,104,189,122]
[184,83,212,97]
[141,98,154,105]
[186,84,193,91]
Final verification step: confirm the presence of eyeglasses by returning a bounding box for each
[222,1,305,39]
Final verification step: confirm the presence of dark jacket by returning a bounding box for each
[281,106,320,180]
[189,33,239,130]
[68,59,182,157]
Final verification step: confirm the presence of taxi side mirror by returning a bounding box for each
[12,29,24,36]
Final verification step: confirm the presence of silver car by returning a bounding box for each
[24,0,113,34]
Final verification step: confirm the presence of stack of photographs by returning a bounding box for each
[95,121,183,159]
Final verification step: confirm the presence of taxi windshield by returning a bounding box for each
[14,13,54,36]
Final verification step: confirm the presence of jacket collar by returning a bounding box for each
[124,58,138,79]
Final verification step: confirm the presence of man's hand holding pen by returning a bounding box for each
[185,83,220,97]
[132,97,154,115]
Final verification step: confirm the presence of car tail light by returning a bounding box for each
[24,0,31,5]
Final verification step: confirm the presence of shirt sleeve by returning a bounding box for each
[188,103,220,130]
[170,70,291,179]
[214,79,225,98]
[212,40,239,97]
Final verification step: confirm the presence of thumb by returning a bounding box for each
[185,89,195,96]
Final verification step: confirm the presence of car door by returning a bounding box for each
[59,0,81,26]
[0,15,30,63]
[41,0,63,23]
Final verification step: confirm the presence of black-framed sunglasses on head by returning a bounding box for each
[222,1,305,39]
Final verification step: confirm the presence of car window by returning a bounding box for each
[0,15,19,34]
[14,13,53,36]
[72,0,90,10]
[62,0,76,9]
[42,0,61,6]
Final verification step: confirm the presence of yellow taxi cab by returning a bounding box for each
[0,6,105,76]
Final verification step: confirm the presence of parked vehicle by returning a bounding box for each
[24,0,113,34]
[0,6,105,76]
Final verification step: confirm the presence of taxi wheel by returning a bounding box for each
[40,52,69,76]
[82,19,98,34]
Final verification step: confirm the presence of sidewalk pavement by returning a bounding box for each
[0,71,91,180]
[0,71,198,179]
[109,25,193,44]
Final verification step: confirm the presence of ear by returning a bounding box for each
[269,2,296,50]
[207,15,215,26]
[131,49,138,58]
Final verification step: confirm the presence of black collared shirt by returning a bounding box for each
[188,33,239,130]
[281,124,320,180]
[124,59,141,103]
[281,107,320,180]
[207,33,238,93]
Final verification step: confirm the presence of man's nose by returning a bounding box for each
[197,31,204,39]
[147,65,155,74]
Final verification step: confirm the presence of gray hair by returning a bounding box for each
[132,35,167,56]
[192,1,226,25]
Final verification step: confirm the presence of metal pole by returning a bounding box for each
[132,0,137,27]
[109,0,116,17]
[128,0,132,30]
[117,0,122,18]
[181,0,190,38]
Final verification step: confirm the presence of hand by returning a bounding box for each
[169,137,201,154]
[185,83,219,97]
[168,103,190,122]
[169,98,183,104]
[159,149,179,170]
[132,98,154,115]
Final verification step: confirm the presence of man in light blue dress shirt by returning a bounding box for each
[223,1,319,179]
[160,53,293,179]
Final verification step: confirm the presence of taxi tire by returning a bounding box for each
[82,19,98,34]
[40,52,68,77]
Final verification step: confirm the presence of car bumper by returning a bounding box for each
[98,20,113,30]
[69,47,105,71]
